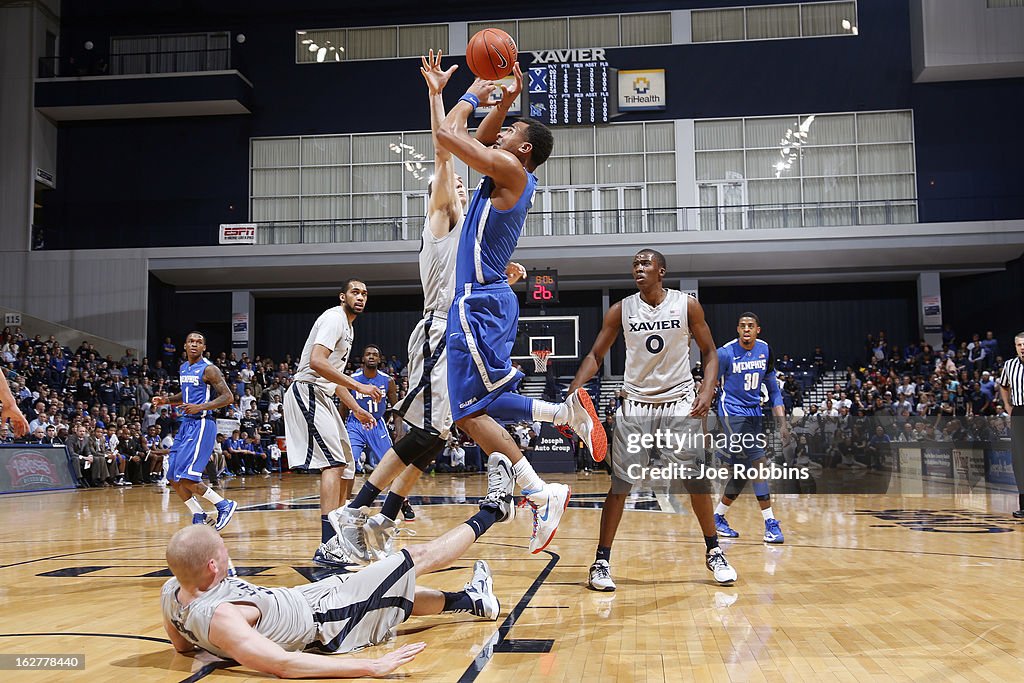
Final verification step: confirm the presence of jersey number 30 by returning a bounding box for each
[743,372,760,391]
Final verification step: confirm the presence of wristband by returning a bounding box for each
[459,93,480,109]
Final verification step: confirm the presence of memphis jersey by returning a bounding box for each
[420,214,464,316]
[717,339,784,416]
[454,174,537,289]
[348,369,390,422]
[179,359,213,419]
[621,289,693,403]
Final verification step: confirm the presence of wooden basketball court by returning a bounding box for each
[2,471,1022,681]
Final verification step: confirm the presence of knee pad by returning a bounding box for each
[724,476,748,500]
[393,426,444,469]
[411,437,445,472]
[753,481,771,499]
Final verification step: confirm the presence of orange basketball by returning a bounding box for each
[466,28,517,81]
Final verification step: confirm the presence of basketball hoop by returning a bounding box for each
[531,349,551,373]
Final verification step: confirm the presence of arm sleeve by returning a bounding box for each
[765,348,784,408]
[716,347,729,380]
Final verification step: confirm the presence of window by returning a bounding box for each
[110,32,230,74]
[470,11,672,51]
[296,23,447,62]
[692,1,857,43]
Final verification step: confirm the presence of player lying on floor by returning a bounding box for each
[161,454,516,678]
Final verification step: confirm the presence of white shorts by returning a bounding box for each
[398,312,452,438]
[284,381,354,477]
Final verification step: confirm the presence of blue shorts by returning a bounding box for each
[716,414,766,464]
[347,418,393,466]
[447,283,524,422]
[167,417,217,482]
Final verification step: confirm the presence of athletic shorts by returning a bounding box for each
[284,381,354,477]
[714,414,766,464]
[610,396,711,494]
[398,311,452,438]
[347,418,393,467]
[446,283,523,423]
[167,417,217,483]
[303,549,417,654]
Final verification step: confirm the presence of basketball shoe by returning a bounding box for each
[328,505,376,565]
[564,388,607,462]
[312,535,357,570]
[705,547,738,585]
[587,559,616,592]
[363,513,417,561]
[763,518,784,544]
[714,513,740,538]
[192,512,209,525]
[213,499,238,531]
[523,482,571,554]
[463,560,500,620]
[480,453,516,523]
[401,499,416,520]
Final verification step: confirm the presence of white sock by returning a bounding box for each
[533,399,565,424]
[512,458,546,495]
[761,507,775,521]
[715,502,730,516]
[202,488,225,505]
[185,497,205,514]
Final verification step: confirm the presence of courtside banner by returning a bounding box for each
[0,445,77,494]
[219,223,257,244]
[986,446,1016,486]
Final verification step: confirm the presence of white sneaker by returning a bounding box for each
[312,536,356,569]
[705,547,738,585]
[564,388,607,462]
[588,559,616,592]
[364,513,417,560]
[524,482,571,554]
[463,559,500,620]
[480,453,515,524]
[327,506,375,565]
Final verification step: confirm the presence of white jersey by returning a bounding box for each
[419,214,464,316]
[293,306,354,395]
[621,289,694,403]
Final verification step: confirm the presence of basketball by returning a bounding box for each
[466,28,517,81]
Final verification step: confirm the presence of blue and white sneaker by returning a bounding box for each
[312,536,356,570]
[714,513,739,538]
[463,560,500,620]
[763,518,784,544]
[192,512,209,525]
[214,499,238,531]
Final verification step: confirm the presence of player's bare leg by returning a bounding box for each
[588,490,627,591]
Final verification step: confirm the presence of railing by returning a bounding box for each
[38,47,232,78]
[253,198,920,245]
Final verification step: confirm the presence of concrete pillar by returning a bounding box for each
[916,272,943,350]
[231,290,255,359]
[601,287,611,379]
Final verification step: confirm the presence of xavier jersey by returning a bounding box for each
[621,289,694,403]
[161,577,315,660]
[179,359,213,419]
[420,214,464,316]
[455,174,537,289]
[349,369,390,421]
[293,307,354,395]
[717,339,784,416]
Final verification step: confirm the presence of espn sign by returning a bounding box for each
[219,223,257,244]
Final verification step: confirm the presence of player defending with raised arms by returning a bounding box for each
[152,332,238,530]
[435,62,603,554]
[283,280,380,567]
[713,313,789,544]
[331,52,599,563]
[161,473,516,678]
[567,249,738,591]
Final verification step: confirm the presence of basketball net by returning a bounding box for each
[532,349,551,373]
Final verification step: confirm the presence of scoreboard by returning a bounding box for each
[526,49,612,126]
[524,269,559,306]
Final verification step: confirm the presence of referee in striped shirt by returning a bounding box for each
[997,332,1024,518]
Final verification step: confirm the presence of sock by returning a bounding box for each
[704,535,719,553]
[185,498,204,514]
[513,458,546,495]
[465,507,501,539]
[761,507,775,521]
[715,502,730,516]
[380,491,405,521]
[486,393,534,422]
[595,546,611,564]
[321,515,334,544]
[532,399,563,424]
[442,590,476,614]
[202,488,224,505]
[349,482,382,510]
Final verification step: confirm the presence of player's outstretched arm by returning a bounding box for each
[475,62,522,146]
[208,603,426,678]
[688,297,718,417]
[568,302,623,394]
[0,371,29,436]
[421,50,462,236]
[309,345,383,402]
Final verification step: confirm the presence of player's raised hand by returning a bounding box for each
[354,407,376,428]
[505,261,527,285]
[2,403,29,437]
[466,77,499,104]
[420,49,458,94]
[371,642,426,676]
[498,62,523,104]
[357,382,384,402]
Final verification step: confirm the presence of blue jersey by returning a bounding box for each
[179,359,214,419]
[349,369,391,421]
[717,339,783,417]
[455,174,537,289]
